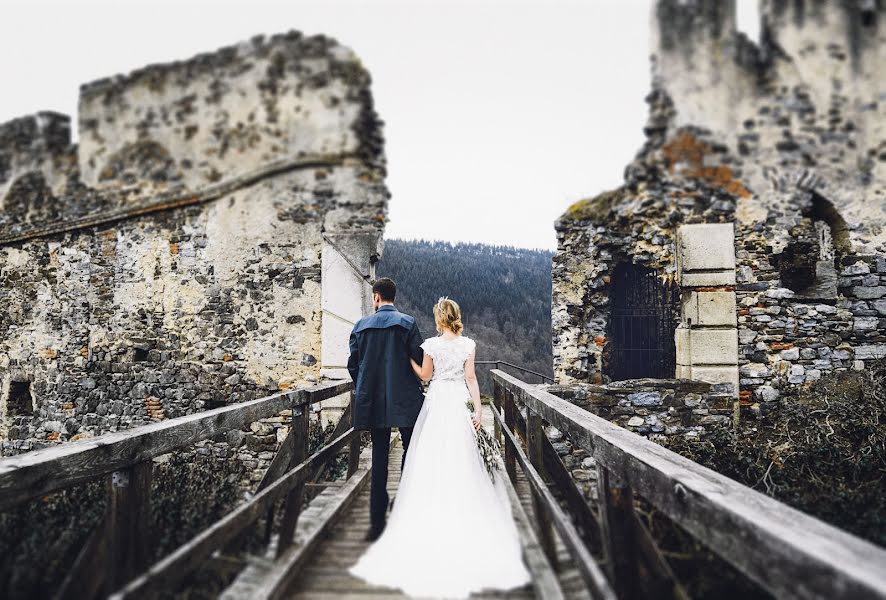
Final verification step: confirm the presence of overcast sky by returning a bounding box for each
[1,0,759,250]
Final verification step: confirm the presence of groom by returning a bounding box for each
[347,277,425,541]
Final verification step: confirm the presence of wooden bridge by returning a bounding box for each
[1,370,885,599]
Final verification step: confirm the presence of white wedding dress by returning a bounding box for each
[349,334,532,598]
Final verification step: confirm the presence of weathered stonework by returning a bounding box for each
[553,0,886,419]
[0,31,387,461]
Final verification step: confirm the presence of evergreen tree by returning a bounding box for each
[377,239,554,393]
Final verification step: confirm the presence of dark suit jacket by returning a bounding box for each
[347,304,425,429]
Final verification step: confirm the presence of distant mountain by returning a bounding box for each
[376,239,554,393]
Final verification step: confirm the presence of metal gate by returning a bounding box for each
[605,263,679,380]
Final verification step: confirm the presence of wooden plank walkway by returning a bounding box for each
[288,438,537,599]
[221,406,598,598]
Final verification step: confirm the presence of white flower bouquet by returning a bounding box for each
[467,401,502,482]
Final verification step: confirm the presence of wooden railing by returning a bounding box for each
[0,379,357,600]
[491,369,886,600]
[475,360,555,383]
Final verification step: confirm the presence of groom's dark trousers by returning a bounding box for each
[347,303,425,534]
[369,426,414,527]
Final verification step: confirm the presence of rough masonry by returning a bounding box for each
[0,30,387,473]
[552,0,886,427]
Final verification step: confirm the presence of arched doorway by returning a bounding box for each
[605,263,680,381]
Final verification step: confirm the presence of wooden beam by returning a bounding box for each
[276,405,308,557]
[0,380,353,511]
[631,510,690,600]
[511,402,602,554]
[495,455,566,600]
[491,403,616,600]
[503,389,517,484]
[53,514,109,600]
[527,410,558,569]
[252,442,375,599]
[597,466,641,600]
[106,461,154,593]
[491,370,886,600]
[493,379,503,446]
[346,394,360,479]
[107,428,356,600]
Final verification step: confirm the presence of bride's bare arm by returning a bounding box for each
[412,354,434,382]
[410,358,423,381]
[464,351,482,430]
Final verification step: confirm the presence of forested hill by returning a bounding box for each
[375,239,555,392]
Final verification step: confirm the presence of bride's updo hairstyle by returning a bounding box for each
[433,297,464,335]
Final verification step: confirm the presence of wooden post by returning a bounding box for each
[347,391,360,479]
[503,389,517,484]
[276,403,308,557]
[106,460,153,593]
[527,410,558,568]
[597,466,641,600]
[492,378,503,445]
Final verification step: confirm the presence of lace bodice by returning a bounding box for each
[420,335,476,382]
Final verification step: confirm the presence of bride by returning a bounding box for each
[349,297,532,598]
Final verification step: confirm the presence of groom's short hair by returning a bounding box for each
[372,278,396,301]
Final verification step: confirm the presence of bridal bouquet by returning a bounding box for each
[467,401,502,482]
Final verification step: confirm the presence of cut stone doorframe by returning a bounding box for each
[319,232,381,425]
[675,223,740,397]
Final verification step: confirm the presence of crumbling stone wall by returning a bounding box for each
[517,379,733,505]
[0,30,388,462]
[553,0,886,419]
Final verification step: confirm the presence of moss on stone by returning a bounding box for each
[560,187,625,223]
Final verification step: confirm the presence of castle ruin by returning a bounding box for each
[0,31,387,462]
[552,0,886,435]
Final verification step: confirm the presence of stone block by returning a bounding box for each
[680,270,737,287]
[677,223,736,275]
[855,344,886,360]
[682,291,736,326]
[675,328,738,366]
[690,365,739,394]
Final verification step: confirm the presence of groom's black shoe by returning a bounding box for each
[364,522,385,542]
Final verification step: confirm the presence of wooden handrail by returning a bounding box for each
[475,360,554,383]
[0,380,351,511]
[491,369,886,600]
[109,427,359,599]
[490,400,616,600]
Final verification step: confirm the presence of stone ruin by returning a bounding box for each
[0,31,388,478]
[551,0,886,440]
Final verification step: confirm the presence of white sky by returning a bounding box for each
[1,0,760,250]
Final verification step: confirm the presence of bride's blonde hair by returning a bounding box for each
[433,297,464,335]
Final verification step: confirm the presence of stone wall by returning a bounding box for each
[0,30,387,459]
[535,378,734,501]
[0,29,387,597]
[553,1,886,418]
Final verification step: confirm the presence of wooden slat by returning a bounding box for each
[511,406,602,554]
[107,461,154,592]
[276,405,309,557]
[53,514,109,600]
[597,466,640,600]
[0,380,352,511]
[108,428,357,600]
[492,379,503,447]
[491,403,616,600]
[491,370,886,600]
[495,456,565,600]
[305,381,354,404]
[527,411,557,569]
[630,510,690,600]
[253,443,375,600]
[503,389,517,484]
[346,394,360,479]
